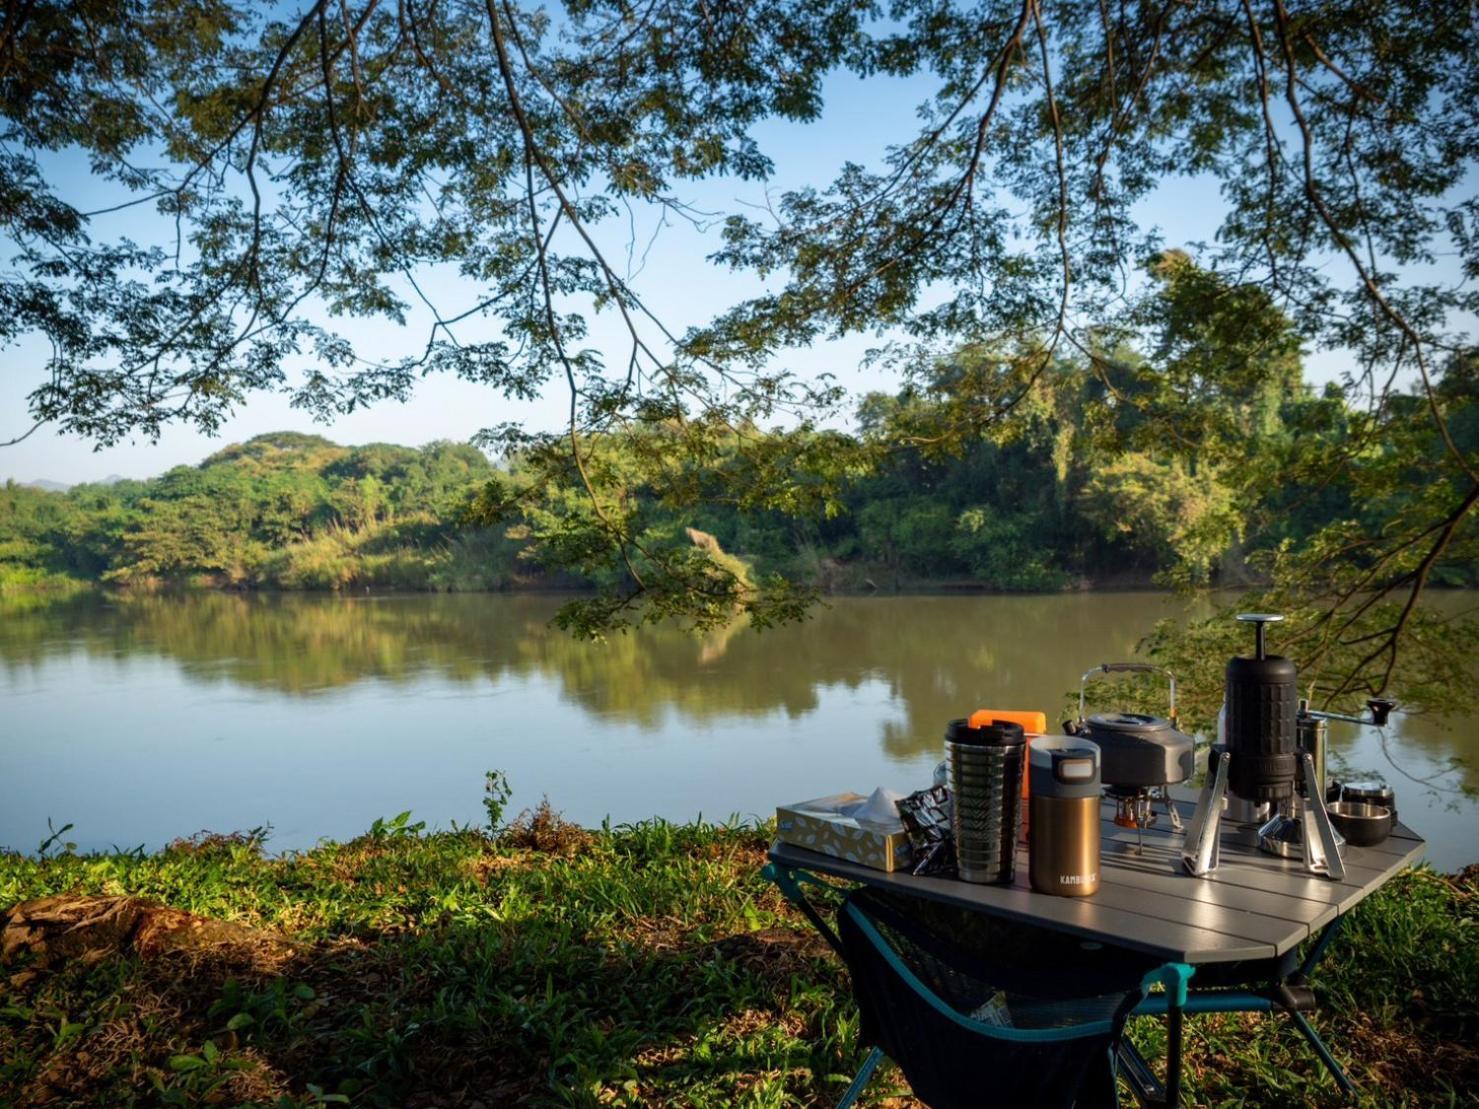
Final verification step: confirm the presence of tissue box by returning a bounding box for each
[776,793,913,872]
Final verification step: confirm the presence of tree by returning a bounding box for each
[1,1,1474,707]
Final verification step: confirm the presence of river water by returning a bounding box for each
[1,592,1473,869]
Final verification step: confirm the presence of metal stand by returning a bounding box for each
[1256,753,1346,880]
[1180,749,1228,876]
[1111,785,1184,856]
[1156,785,1184,833]
[1181,751,1344,880]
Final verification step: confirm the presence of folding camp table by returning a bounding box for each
[766,793,1424,1107]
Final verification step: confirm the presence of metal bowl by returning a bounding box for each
[1326,801,1393,847]
[1340,781,1396,821]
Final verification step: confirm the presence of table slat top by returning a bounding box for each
[768,794,1424,964]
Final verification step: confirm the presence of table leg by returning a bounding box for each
[1287,1010,1355,1096]
[1293,917,1344,984]
[1285,916,1356,1094]
[761,863,845,956]
[1116,1040,1163,1105]
[838,1046,883,1109]
[1166,1001,1184,1107]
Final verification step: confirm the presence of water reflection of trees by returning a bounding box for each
[1,593,1472,769]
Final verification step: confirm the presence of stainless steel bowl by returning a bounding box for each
[1340,781,1396,822]
[1326,801,1393,847]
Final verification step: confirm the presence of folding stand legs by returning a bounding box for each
[1165,1006,1184,1107]
[1120,920,1354,1106]
[1297,752,1346,881]
[1182,750,1345,881]
[761,862,844,956]
[1288,918,1355,1095]
[1181,749,1228,875]
[1117,992,1186,1107]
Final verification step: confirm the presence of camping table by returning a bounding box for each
[765,793,1424,1107]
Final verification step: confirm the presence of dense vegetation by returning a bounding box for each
[5,324,1476,605]
[0,433,522,594]
[1,811,1473,1106]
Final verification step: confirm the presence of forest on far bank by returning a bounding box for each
[6,333,1476,599]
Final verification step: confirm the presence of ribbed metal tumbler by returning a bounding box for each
[945,718,1027,884]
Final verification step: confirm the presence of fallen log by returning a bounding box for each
[1,892,293,974]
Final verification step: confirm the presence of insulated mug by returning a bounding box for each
[1029,737,1101,897]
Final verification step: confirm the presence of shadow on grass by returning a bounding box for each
[1,833,865,1106]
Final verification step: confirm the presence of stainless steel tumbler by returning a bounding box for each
[946,718,1026,884]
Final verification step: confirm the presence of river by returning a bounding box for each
[1,592,1473,869]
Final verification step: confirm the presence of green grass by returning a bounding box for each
[1,813,1473,1107]
[0,564,92,599]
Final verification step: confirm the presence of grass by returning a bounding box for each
[0,806,1473,1107]
[0,565,92,600]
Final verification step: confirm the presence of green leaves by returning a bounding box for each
[369,811,427,840]
[1079,455,1243,587]
[484,770,512,831]
[2,0,1473,670]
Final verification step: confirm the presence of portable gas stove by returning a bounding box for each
[1065,664,1195,854]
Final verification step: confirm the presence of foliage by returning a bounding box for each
[1079,454,1242,587]
[1148,347,1479,719]
[3,294,1475,717]
[482,770,511,832]
[1,0,1473,687]
[0,434,518,593]
[0,813,1473,1105]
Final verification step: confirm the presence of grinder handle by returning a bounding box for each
[1078,663,1178,727]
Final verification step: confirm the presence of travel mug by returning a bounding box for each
[946,718,1026,884]
[1029,737,1102,897]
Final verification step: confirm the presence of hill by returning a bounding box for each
[0,434,529,593]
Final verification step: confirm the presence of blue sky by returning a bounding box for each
[0,62,1465,486]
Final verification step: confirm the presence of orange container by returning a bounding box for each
[968,709,1047,843]
[968,709,1047,734]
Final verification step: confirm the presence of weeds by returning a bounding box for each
[165,827,272,857]
[483,770,511,831]
[498,797,594,855]
[34,820,75,859]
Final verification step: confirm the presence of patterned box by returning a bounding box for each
[775,793,913,872]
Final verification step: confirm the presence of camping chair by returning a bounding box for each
[822,886,1192,1108]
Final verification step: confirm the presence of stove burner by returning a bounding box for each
[1106,785,1183,854]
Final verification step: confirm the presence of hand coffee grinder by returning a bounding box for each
[1182,614,1345,879]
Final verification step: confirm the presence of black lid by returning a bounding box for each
[1086,711,1173,735]
[945,718,1027,747]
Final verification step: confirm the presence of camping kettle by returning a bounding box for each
[1029,737,1102,897]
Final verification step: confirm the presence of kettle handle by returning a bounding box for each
[1078,663,1178,727]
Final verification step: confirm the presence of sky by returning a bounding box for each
[0,58,1468,487]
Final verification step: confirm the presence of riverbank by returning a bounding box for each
[0,566,1179,600]
[1,812,1473,1106]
